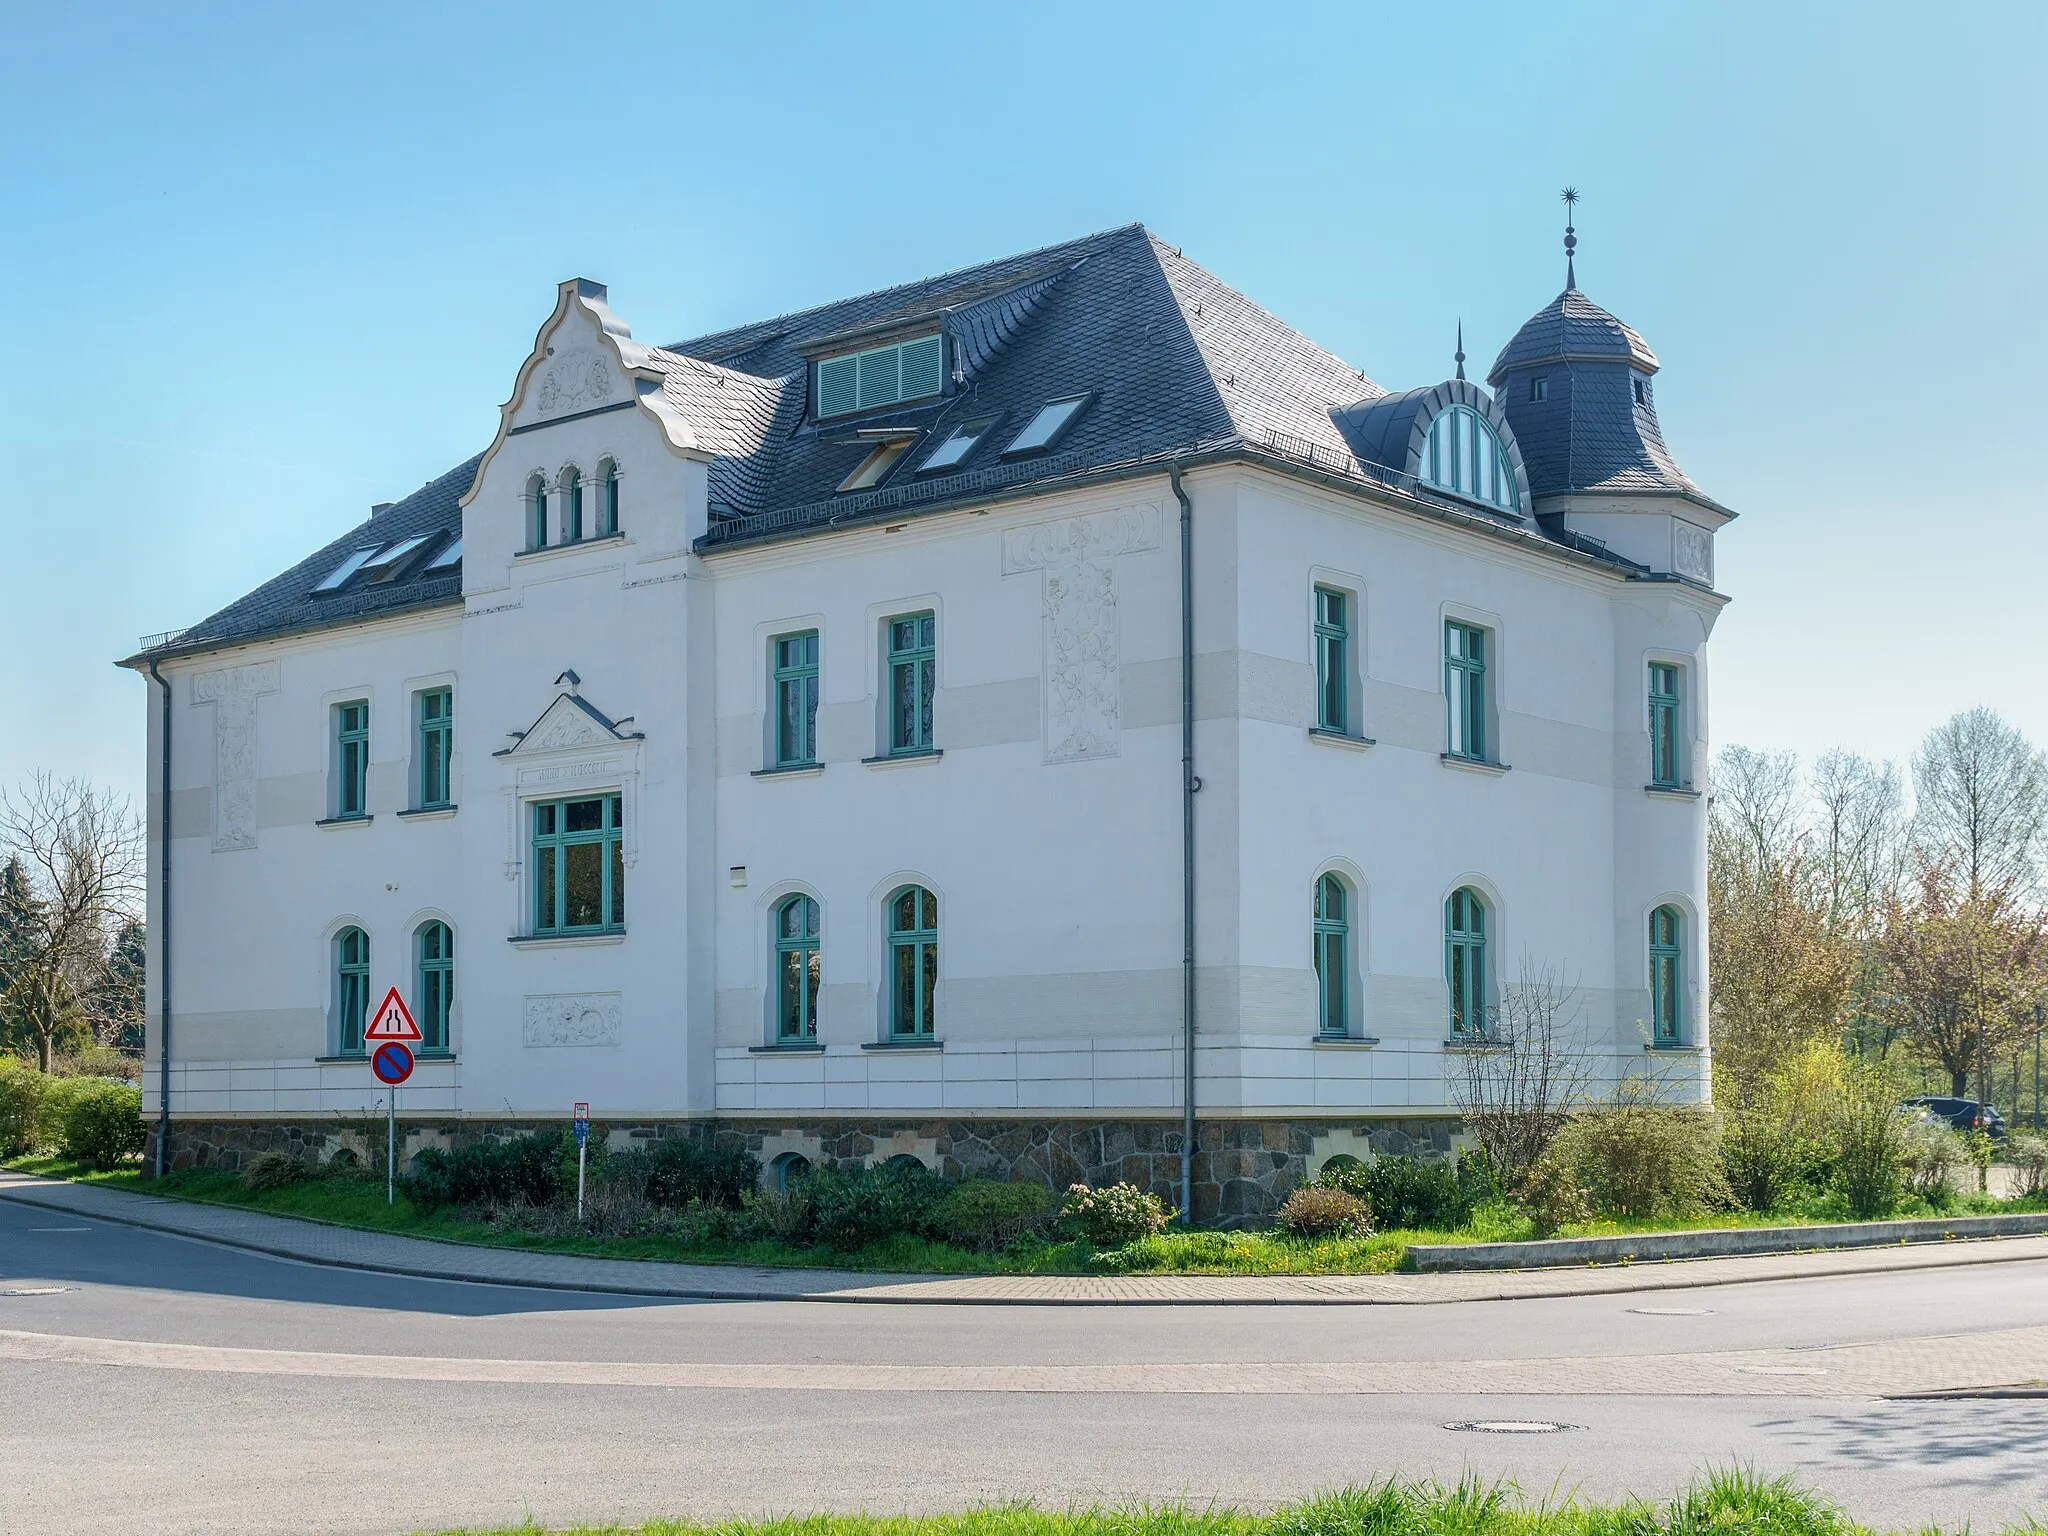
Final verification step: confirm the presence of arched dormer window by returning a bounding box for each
[1419,405,1519,513]
[562,466,583,542]
[526,474,548,551]
[598,459,619,537]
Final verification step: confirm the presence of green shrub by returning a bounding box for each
[0,1057,56,1156]
[800,1159,950,1250]
[241,1150,316,1192]
[609,1137,759,1209]
[1276,1184,1371,1239]
[928,1178,1053,1251]
[2005,1132,2048,1199]
[51,1045,141,1083]
[1902,1119,1966,1202]
[1551,1093,1730,1220]
[1516,1154,1591,1234]
[404,1131,566,1213]
[1831,1073,1910,1220]
[1314,1152,1490,1230]
[59,1079,145,1168]
[1060,1181,1171,1246]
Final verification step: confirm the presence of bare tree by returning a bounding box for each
[0,776,146,1072]
[1710,745,1804,883]
[1913,708,2048,900]
[1811,749,1910,932]
[1444,960,1597,1187]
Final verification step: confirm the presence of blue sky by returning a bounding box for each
[3,1,2042,808]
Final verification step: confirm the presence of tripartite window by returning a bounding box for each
[773,631,820,767]
[335,926,370,1055]
[886,612,936,754]
[1648,663,1683,789]
[531,793,624,936]
[775,894,821,1043]
[334,701,370,818]
[1313,587,1349,733]
[887,885,938,1039]
[416,920,452,1054]
[563,467,583,542]
[1418,405,1520,512]
[1649,906,1683,1045]
[815,334,944,419]
[1444,622,1488,762]
[416,688,453,810]
[598,459,619,537]
[1445,887,1488,1037]
[1313,874,1349,1037]
[527,473,548,550]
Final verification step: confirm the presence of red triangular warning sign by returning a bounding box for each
[364,986,423,1043]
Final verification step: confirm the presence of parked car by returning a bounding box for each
[1902,1096,2008,1140]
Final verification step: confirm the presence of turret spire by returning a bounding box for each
[1454,319,1466,381]
[1561,186,1579,290]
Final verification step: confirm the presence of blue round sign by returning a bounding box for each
[372,1041,414,1085]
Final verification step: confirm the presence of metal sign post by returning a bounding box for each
[389,1089,396,1205]
[573,1103,590,1223]
[366,988,423,1207]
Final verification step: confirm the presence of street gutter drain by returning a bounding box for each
[1628,1307,1713,1315]
[1443,1421,1583,1435]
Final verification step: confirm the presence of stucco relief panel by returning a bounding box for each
[533,345,614,418]
[1672,521,1713,584]
[522,992,623,1048]
[190,662,279,851]
[1002,504,1162,763]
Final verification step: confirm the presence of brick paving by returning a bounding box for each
[6,1170,2048,1307]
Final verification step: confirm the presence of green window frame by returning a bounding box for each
[775,894,821,1042]
[1314,587,1348,733]
[527,474,548,550]
[773,631,820,767]
[335,926,370,1055]
[887,612,936,754]
[334,700,369,818]
[887,885,938,1039]
[1445,621,1487,762]
[1445,887,1488,1037]
[815,334,944,419]
[1649,906,1683,1045]
[1648,663,1682,788]
[1419,405,1520,512]
[415,920,452,1054]
[1313,874,1349,1037]
[530,793,624,936]
[563,467,583,542]
[416,688,453,810]
[599,460,619,537]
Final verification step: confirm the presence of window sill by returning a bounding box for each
[1644,1042,1704,1054]
[1308,728,1376,751]
[861,748,943,768]
[397,805,457,820]
[517,533,626,562]
[315,814,373,828]
[1312,1034,1381,1048]
[314,1054,368,1064]
[1442,1037,1507,1052]
[750,1043,825,1055]
[1643,785,1702,800]
[1440,754,1510,776]
[507,931,626,949]
[753,762,824,780]
[862,1038,942,1051]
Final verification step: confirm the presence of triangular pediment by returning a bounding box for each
[495,689,643,757]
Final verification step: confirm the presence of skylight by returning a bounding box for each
[313,548,379,592]
[357,534,432,582]
[838,434,918,492]
[1002,395,1088,457]
[426,536,462,570]
[918,416,998,474]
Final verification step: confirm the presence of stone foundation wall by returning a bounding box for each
[145,1113,1462,1224]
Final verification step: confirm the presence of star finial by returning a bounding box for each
[1454,319,1466,381]
[1561,187,1580,290]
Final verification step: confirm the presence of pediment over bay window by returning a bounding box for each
[495,675,645,758]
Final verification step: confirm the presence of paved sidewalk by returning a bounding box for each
[6,1170,2047,1305]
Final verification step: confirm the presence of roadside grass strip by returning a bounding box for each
[423,1469,2047,1536]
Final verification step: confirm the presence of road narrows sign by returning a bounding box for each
[364,987,423,1044]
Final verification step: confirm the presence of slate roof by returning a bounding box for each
[1488,288,1660,378]
[137,226,1680,664]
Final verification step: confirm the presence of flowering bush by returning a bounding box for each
[1060,1181,1172,1246]
[1276,1184,1371,1239]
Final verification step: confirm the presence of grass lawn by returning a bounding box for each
[422,1468,2038,1536]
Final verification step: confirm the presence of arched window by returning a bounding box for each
[775,894,821,1043]
[526,474,548,550]
[770,1152,810,1191]
[1313,874,1350,1037]
[1649,906,1683,1045]
[416,921,452,1054]
[599,459,619,537]
[887,885,939,1039]
[562,467,583,542]
[1444,888,1488,1037]
[1419,406,1519,512]
[335,927,370,1055]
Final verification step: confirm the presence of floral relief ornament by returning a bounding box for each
[534,346,613,417]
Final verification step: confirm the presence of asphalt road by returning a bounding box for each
[4,1198,2046,1535]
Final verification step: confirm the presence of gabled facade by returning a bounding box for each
[125,225,1731,1220]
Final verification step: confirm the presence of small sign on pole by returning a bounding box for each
[366,990,422,1206]
[573,1103,590,1222]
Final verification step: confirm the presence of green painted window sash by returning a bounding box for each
[1313,588,1348,733]
[888,887,938,1038]
[1648,663,1681,788]
[1445,889,1486,1036]
[773,631,820,766]
[775,896,821,1042]
[1649,907,1682,1044]
[1313,875,1348,1036]
[600,464,619,536]
[564,469,583,542]
[529,480,548,550]
[1445,622,1486,761]
[531,794,624,935]
[416,922,452,1053]
[816,334,944,419]
[336,928,370,1054]
[335,702,369,818]
[887,613,936,753]
[417,688,453,809]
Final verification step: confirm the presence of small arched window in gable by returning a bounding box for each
[526,474,548,550]
[562,466,583,542]
[598,459,619,537]
[1419,405,1519,513]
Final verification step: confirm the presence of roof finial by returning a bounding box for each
[1454,319,1466,381]
[1561,186,1579,290]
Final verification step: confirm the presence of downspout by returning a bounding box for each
[1170,462,1198,1224]
[145,659,172,1178]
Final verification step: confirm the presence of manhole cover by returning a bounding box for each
[1,1287,74,1296]
[1443,1420,1582,1435]
[1629,1306,1714,1315]
[1737,1365,1827,1376]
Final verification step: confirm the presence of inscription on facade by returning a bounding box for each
[190,662,280,851]
[522,992,623,1048]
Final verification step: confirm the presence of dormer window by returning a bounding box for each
[1418,405,1519,513]
[815,334,943,419]
[919,416,998,474]
[1633,377,1650,407]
